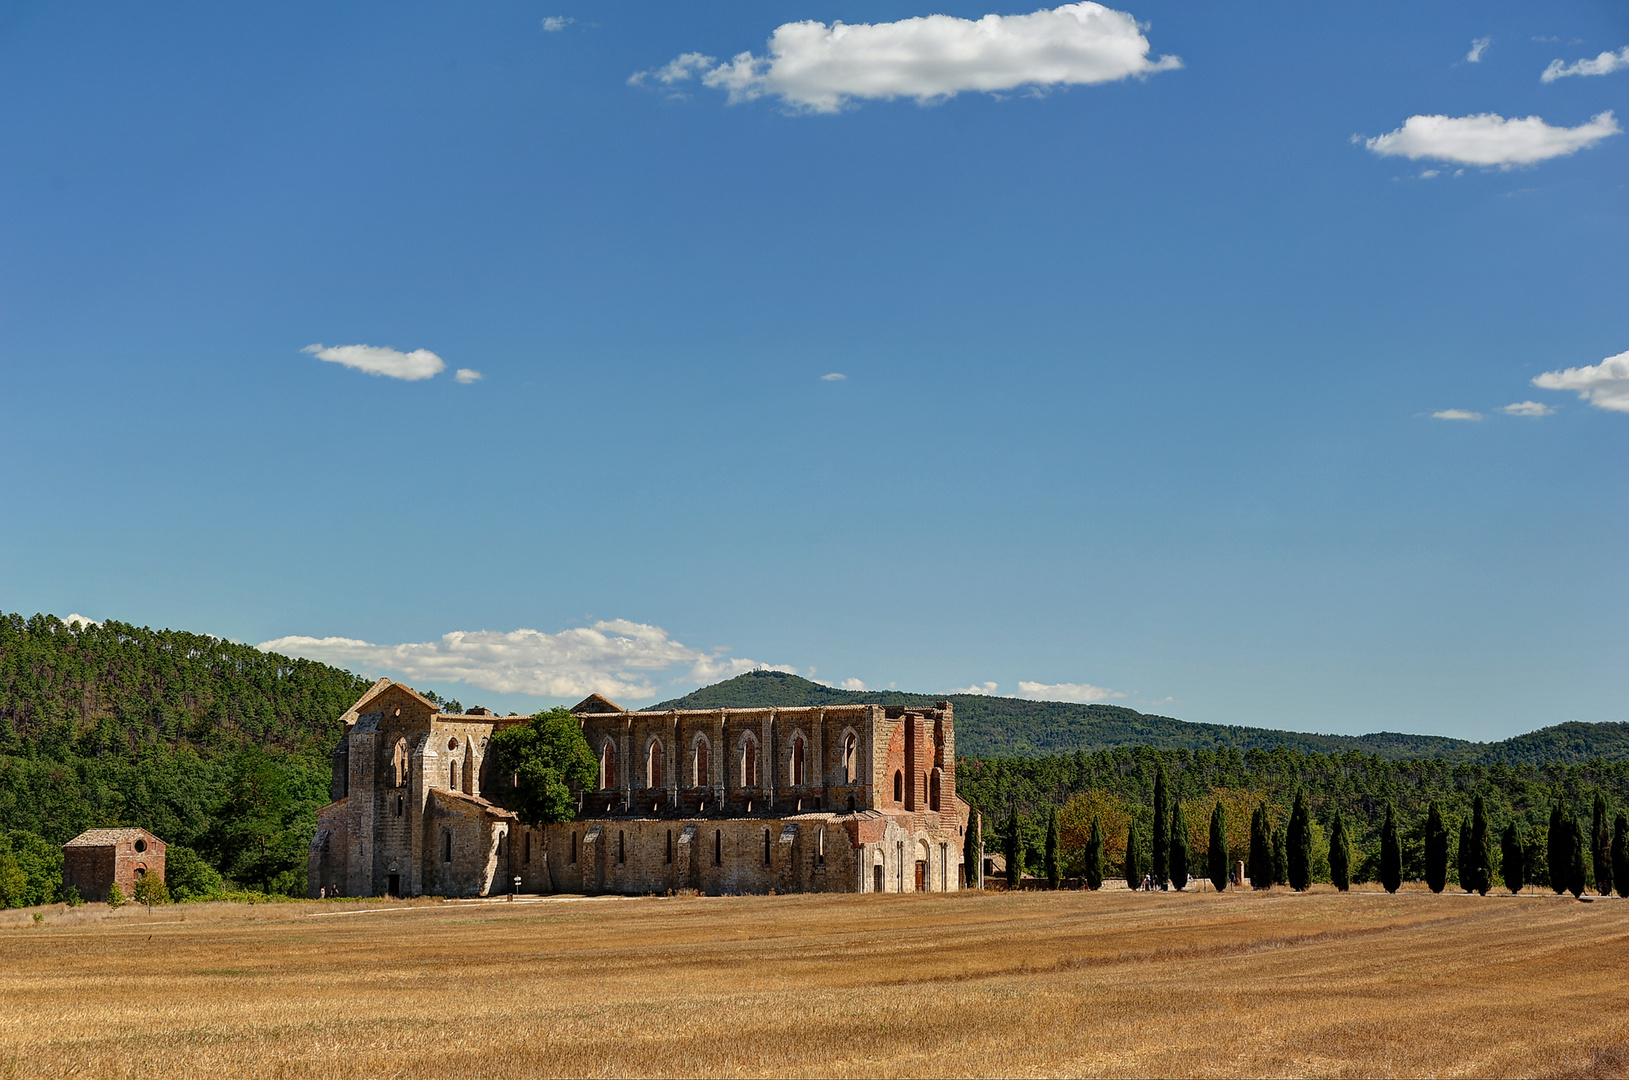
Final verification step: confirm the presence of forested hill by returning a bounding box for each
[651,671,1629,765]
[0,612,371,897]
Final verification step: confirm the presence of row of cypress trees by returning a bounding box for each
[999,763,1629,897]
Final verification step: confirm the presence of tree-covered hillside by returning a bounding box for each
[0,612,370,900]
[652,671,1629,765]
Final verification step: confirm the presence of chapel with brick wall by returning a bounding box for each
[308,679,971,898]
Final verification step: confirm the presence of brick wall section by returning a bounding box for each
[62,828,166,903]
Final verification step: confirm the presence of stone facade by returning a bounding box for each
[309,680,970,898]
[63,827,166,903]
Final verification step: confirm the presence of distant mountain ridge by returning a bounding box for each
[651,671,1629,765]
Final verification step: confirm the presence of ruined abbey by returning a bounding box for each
[309,679,972,897]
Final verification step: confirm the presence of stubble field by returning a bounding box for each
[1,884,1626,1079]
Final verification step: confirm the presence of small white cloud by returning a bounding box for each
[629,51,716,87]
[1532,350,1629,413]
[1361,111,1620,167]
[1466,37,1490,63]
[1432,409,1484,421]
[303,343,446,381]
[1419,169,1440,178]
[62,613,101,629]
[820,372,846,381]
[1502,400,1554,417]
[542,16,573,32]
[947,681,999,695]
[1017,679,1125,703]
[261,620,790,702]
[455,368,483,384]
[639,3,1181,113]
[838,677,868,691]
[1542,46,1629,82]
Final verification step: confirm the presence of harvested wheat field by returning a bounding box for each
[2,885,1627,1079]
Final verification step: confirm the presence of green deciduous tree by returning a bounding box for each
[1208,802,1228,892]
[132,871,169,910]
[1424,802,1449,893]
[165,844,225,902]
[0,831,61,907]
[1084,815,1105,891]
[1045,808,1061,889]
[1287,791,1312,891]
[1380,803,1402,894]
[1500,823,1525,894]
[106,882,125,909]
[1169,800,1190,891]
[1591,792,1612,897]
[1151,762,1169,889]
[487,708,597,826]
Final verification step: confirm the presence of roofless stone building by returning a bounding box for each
[309,679,970,897]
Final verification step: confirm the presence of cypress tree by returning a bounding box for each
[1380,803,1402,894]
[1470,795,1492,896]
[1568,817,1587,898]
[1248,805,1272,889]
[1612,813,1628,900]
[1005,806,1022,890]
[1287,790,1312,891]
[1045,808,1061,890]
[964,810,982,889]
[1457,817,1473,893]
[1084,815,1105,891]
[1592,793,1612,897]
[1272,827,1288,886]
[1424,802,1448,894]
[1125,821,1142,889]
[1547,803,1567,895]
[1207,802,1228,892]
[1169,801,1190,891]
[1328,812,1351,892]
[1151,762,1169,889]
[1500,823,1525,895]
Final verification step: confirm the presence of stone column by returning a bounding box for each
[669,711,680,809]
[812,708,825,806]
[620,717,632,814]
[765,710,776,809]
[714,709,727,810]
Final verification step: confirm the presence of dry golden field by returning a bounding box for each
[2,885,1626,1079]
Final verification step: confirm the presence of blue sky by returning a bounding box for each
[2,1,1625,740]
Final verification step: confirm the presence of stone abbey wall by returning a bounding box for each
[309,681,968,899]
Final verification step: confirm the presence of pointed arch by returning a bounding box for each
[599,738,617,791]
[789,729,807,787]
[691,734,711,788]
[392,737,409,788]
[646,737,664,790]
[840,728,859,784]
[739,733,758,788]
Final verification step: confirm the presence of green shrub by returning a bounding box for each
[165,845,225,902]
[107,882,125,909]
[60,884,82,908]
[132,872,169,908]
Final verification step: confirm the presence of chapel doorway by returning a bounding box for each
[387,873,400,898]
[874,864,884,893]
[914,861,926,892]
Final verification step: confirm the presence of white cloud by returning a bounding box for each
[1017,680,1125,703]
[455,368,483,384]
[62,613,101,629]
[637,3,1180,113]
[947,681,999,695]
[259,620,787,702]
[821,372,846,381]
[838,677,868,691]
[628,52,716,87]
[542,16,573,32]
[1361,111,1620,167]
[1532,350,1629,413]
[1466,37,1490,63]
[1502,400,1554,417]
[302,343,446,381]
[1542,47,1629,82]
[1432,409,1483,421]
